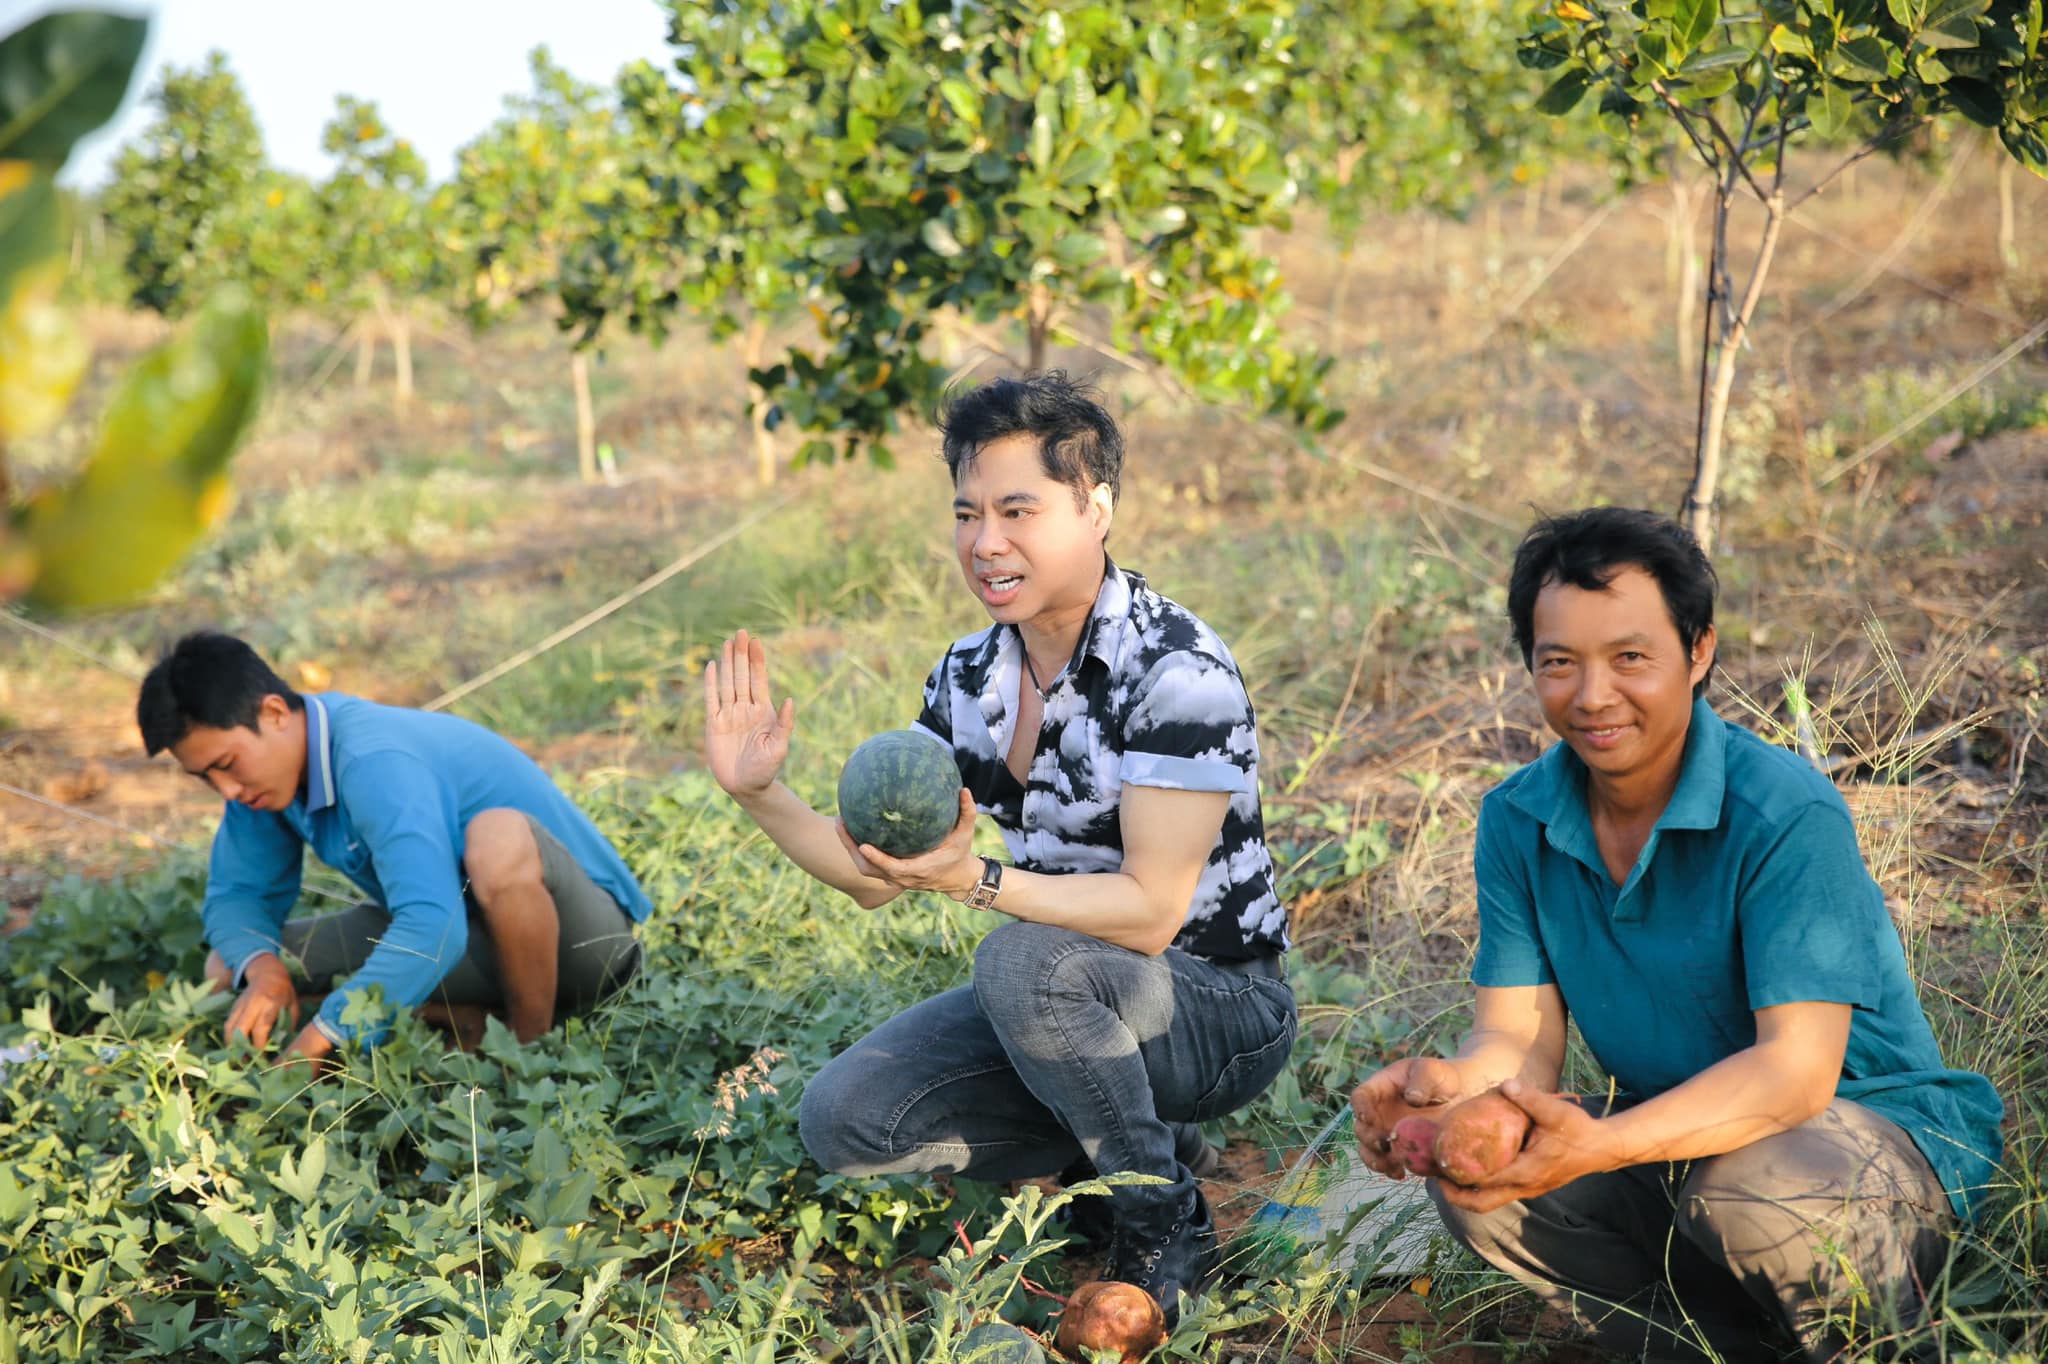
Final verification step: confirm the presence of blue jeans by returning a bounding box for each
[799,921,1298,1186]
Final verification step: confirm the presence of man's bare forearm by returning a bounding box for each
[733,781,900,907]
[1445,1026,1564,1099]
[1597,1041,1834,1166]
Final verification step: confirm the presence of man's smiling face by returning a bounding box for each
[1529,565,1715,787]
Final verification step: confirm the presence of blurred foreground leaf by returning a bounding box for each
[20,288,267,610]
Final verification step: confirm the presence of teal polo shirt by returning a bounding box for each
[1473,696,2004,1219]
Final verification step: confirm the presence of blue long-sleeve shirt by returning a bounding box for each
[201,693,652,1046]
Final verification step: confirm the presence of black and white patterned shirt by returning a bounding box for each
[913,561,1288,961]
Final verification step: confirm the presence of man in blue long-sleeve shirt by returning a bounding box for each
[138,631,651,1066]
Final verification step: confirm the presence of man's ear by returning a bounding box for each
[1090,482,1114,535]
[1689,625,1718,687]
[259,692,293,730]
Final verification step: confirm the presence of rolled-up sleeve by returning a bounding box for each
[313,750,469,1048]
[202,804,305,985]
[1119,650,1254,794]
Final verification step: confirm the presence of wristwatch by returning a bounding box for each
[963,856,1003,911]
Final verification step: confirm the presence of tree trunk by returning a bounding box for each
[1327,247,1354,353]
[1998,153,2019,274]
[1522,178,1543,236]
[1670,177,1704,386]
[742,315,777,487]
[1027,281,1052,373]
[391,312,414,408]
[354,324,374,390]
[570,349,597,485]
[1684,190,1786,556]
[370,285,410,409]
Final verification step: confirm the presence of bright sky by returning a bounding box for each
[4,0,674,188]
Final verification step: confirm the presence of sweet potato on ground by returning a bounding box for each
[1055,1280,1167,1363]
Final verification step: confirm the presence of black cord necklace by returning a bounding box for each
[1022,649,1052,699]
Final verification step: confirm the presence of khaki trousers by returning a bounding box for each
[1429,1099,1955,1362]
[282,814,641,1014]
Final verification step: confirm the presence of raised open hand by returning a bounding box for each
[704,630,796,799]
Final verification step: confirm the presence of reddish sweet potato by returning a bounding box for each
[1055,1280,1167,1364]
[1389,1115,1442,1177]
[1432,1090,1532,1186]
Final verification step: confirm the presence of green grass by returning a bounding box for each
[6,465,2044,1359]
[8,156,2048,1355]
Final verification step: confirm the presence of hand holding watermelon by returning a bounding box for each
[837,786,980,900]
[704,630,797,799]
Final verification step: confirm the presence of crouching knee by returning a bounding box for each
[797,1055,892,1175]
[462,808,544,899]
[971,920,1087,1016]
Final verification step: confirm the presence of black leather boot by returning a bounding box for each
[1103,1179,1221,1328]
[1055,1128,1220,1251]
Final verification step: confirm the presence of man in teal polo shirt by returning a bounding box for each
[138,631,650,1066]
[1351,508,2002,1361]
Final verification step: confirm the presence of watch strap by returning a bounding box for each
[964,856,1003,911]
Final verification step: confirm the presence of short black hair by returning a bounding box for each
[1506,507,1718,697]
[137,631,302,757]
[938,370,1124,507]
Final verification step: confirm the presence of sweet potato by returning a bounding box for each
[1431,1090,1532,1186]
[1389,1115,1442,1177]
[1055,1280,1167,1363]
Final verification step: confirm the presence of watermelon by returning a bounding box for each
[837,729,963,857]
[956,1321,1047,1364]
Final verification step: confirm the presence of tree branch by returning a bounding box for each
[1789,113,1931,213]
[1654,82,1725,174]
[1772,92,1790,198]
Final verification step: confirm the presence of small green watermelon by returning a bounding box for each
[955,1321,1046,1364]
[837,730,962,857]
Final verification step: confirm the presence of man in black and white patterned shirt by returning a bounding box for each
[704,373,1295,1322]
[908,559,1290,962]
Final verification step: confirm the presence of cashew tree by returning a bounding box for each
[574,0,1339,470]
[444,48,628,482]
[100,50,266,317]
[560,55,811,485]
[314,96,436,406]
[1289,0,1588,231]
[1524,0,2048,552]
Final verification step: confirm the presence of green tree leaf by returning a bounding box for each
[1672,0,1722,51]
[0,11,147,167]
[1808,81,1857,136]
[23,288,268,611]
[1537,67,1593,114]
[1918,0,1991,49]
[1944,77,2005,123]
[1831,36,1896,81]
